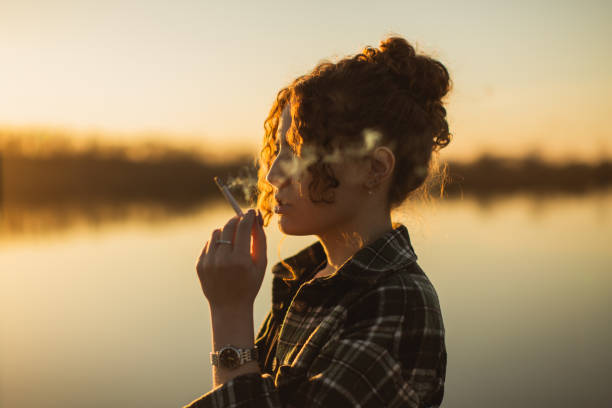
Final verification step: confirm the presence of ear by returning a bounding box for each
[366,146,395,189]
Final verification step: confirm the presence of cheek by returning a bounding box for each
[295,171,310,198]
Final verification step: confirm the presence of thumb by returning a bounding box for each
[251,210,267,272]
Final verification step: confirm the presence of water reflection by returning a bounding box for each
[2,188,611,243]
[0,199,206,243]
[0,192,611,407]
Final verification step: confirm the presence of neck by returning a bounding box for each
[316,211,393,273]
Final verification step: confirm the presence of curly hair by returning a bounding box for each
[257,36,452,226]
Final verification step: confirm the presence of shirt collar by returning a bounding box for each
[271,223,418,288]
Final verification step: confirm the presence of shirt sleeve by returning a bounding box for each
[183,273,446,408]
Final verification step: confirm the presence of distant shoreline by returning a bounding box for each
[0,149,610,211]
[1,149,610,238]
[441,154,612,197]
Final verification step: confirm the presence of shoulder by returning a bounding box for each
[345,262,444,329]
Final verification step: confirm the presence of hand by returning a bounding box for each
[196,209,267,310]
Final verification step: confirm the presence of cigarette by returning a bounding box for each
[213,176,245,217]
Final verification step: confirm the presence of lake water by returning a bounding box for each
[1,191,611,407]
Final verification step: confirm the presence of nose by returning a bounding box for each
[265,154,292,190]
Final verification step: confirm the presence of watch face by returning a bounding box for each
[219,348,240,369]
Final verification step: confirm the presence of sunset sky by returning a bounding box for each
[1,0,610,162]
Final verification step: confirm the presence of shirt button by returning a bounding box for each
[292,300,307,313]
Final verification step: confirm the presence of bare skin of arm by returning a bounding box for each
[210,305,260,387]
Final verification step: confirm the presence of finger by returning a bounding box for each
[196,240,209,271]
[198,239,210,257]
[220,215,241,244]
[206,228,222,259]
[234,209,256,255]
[252,210,267,272]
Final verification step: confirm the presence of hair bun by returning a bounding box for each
[370,37,451,105]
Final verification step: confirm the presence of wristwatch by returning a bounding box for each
[210,345,259,369]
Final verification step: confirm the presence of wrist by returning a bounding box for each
[210,303,254,318]
[208,304,259,387]
[210,305,255,351]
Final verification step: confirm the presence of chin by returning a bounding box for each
[277,215,314,236]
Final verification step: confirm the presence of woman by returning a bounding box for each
[187,36,451,407]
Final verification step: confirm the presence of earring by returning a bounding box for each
[367,177,379,195]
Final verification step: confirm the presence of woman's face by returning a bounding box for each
[265,103,369,236]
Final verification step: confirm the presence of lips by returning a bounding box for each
[274,196,291,214]
[274,204,291,214]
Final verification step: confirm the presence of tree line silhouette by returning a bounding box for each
[0,146,611,209]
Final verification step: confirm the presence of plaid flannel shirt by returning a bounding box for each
[184,224,446,407]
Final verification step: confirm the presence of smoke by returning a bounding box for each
[222,128,384,203]
[224,165,259,205]
[278,127,383,178]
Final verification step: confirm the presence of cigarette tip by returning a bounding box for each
[213,176,223,188]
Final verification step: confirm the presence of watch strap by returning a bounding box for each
[210,345,259,367]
